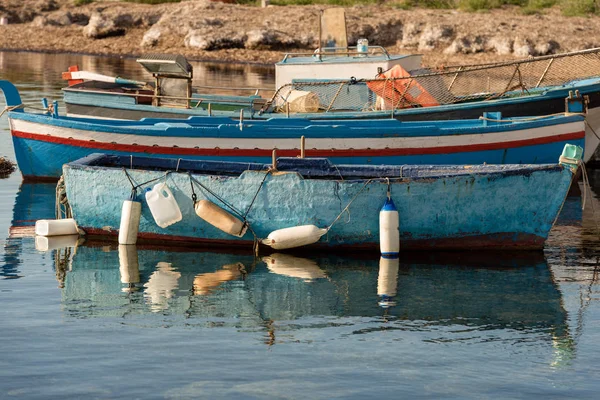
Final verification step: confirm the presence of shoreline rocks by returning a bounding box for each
[1,1,599,65]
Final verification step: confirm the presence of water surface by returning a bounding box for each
[1,51,600,399]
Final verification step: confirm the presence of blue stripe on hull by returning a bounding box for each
[13,136,585,179]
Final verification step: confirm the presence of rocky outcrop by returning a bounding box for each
[83,12,125,39]
[1,1,599,65]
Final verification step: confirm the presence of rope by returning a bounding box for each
[326,179,373,231]
[55,175,72,219]
[578,160,593,213]
[189,175,244,218]
[0,104,25,118]
[122,168,170,196]
[585,119,600,142]
[243,169,271,219]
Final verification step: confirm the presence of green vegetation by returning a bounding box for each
[74,0,95,6]
[121,0,182,4]
[560,0,598,16]
[270,0,378,5]
[73,0,600,16]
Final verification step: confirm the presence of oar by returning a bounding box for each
[62,65,146,87]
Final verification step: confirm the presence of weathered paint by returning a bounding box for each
[62,156,575,251]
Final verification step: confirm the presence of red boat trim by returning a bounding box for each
[83,227,545,251]
[11,129,585,157]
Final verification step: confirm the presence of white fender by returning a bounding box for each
[118,199,141,245]
[262,225,327,250]
[35,218,79,236]
[379,197,400,257]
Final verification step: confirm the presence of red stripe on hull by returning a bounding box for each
[82,227,545,251]
[11,129,585,157]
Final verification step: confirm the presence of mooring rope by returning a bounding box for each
[122,167,171,198]
[326,179,373,231]
[55,175,72,220]
[0,104,25,119]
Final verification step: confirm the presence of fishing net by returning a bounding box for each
[266,48,600,114]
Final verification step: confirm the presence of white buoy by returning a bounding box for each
[379,197,399,257]
[262,253,327,281]
[262,225,328,250]
[377,256,399,308]
[118,198,141,245]
[194,199,247,237]
[35,234,80,252]
[145,182,182,228]
[35,218,79,236]
[119,244,140,292]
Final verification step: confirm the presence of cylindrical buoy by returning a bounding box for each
[119,244,140,292]
[35,218,79,236]
[35,234,80,252]
[118,199,142,245]
[379,197,399,257]
[262,225,328,250]
[195,199,247,238]
[377,256,399,308]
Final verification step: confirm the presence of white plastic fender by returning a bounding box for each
[145,182,182,228]
[262,225,328,250]
[118,244,140,287]
[118,199,142,245]
[195,199,247,238]
[34,234,79,252]
[35,218,79,236]
[379,197,400,256]
[263,253,327,281]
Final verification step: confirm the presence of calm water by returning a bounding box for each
[1,51,600,399]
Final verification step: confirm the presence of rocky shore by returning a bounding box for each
[1,0,600,66]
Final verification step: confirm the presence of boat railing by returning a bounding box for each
[63,86,273,110]
[279,46,392,63]
[264,48,600,114]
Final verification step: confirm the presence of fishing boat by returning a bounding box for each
[0,80,590,179]
[59,48,600,164]
[60,150,581,251]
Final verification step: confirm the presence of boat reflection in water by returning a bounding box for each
[54,242,575,362]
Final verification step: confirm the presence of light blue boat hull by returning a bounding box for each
[62,155,575,250]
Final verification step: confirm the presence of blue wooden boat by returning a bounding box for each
[61,152,581,251]
[0,80,589,179]
[59,50,600,165]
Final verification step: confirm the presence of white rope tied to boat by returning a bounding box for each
[0,104,24,119]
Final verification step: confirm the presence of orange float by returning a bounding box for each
[367,64,439,109]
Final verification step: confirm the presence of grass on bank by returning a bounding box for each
[73,0,600,16]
